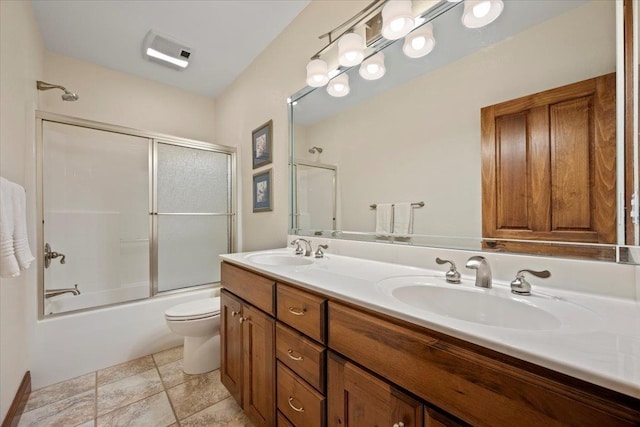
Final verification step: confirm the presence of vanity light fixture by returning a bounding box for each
[462,0,504,29]
[327,73,350,97]
[381,0,415,40]
[338,32,365,66]
[359,52,386,80]
[306,58,330,87]
[403,23,435,58]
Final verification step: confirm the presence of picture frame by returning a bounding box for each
[253,169,272,212]
[252,119,273,169]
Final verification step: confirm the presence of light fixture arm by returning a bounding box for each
[311,0,385,60]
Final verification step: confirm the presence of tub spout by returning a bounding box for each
[45,284,80,299]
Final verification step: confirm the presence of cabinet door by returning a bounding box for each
[242,303,276,427]
[221,290,243,404]
[328,352,423,427]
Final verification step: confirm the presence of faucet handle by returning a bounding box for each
[315,244,328,258]
[435,257,461,284]
[290,239,304,255]
[511,269,551,296]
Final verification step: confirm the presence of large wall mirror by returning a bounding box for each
[289,0,639,263]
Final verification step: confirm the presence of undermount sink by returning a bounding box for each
[246,253,313,266]
[376,276,599,331]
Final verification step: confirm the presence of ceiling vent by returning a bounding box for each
[142,30,192,71]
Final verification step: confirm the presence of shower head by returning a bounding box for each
[308,146,323,154]
[36,80,79,102]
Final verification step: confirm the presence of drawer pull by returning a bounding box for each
[393,423,404,427]
[287,306,306,316]
[287,396,305,413]
[287,349,304,361]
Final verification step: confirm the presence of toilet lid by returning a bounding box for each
[165,298,220,321]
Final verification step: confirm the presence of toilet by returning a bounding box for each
[164,297,221,375]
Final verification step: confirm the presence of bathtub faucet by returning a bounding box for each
[45,284,80,299]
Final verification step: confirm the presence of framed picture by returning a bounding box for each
[252,120,273,169]
[253,169,272,212]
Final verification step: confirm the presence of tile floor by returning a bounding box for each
[18,346,255,427]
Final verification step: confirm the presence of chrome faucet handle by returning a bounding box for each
[314,244,328,258]
[511,269,551,296]
[435,257,461,284]
[44,243,66,268]
[290,239,304,255]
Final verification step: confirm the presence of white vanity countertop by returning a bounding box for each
[220,249,640,399]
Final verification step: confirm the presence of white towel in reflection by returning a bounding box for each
[375,203,393,236]
[0,177,34,278]
[393,202,414,237]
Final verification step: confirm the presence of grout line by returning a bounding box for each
[154,354,181,427]
[93,371,98,426]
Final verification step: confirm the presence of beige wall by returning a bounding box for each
[297,0,615,238]
[214,1,370,251]
[0,0,44,421]
[41,52,216,143]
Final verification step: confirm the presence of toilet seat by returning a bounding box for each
[165,298,221,321]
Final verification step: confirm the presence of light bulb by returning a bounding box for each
[359,52,386,81]
[366,63,379,74]
[312,75,323,83]
[473,1,491,18]
[411,36,426,50]
[390,18,406,32]
[334,83,345,92]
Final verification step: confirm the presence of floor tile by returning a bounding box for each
[97,368,163,416]
[97,355,156,386]
[18,390,95,427]
[24,372,95,412]
[158,358,210,389]
[152,346,183,367]
[180,396,254,427]
[96,391,175,427]
[166,369,229,420]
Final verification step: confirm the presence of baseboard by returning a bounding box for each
[1,371,31,427]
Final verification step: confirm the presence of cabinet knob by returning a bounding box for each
[287,349,304,361]
[287,306,306,316]
[287,396,305,413]
[231,311,239,317]
[393,423,405,427]
[239,316,247,324]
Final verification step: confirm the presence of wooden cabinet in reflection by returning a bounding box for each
[481,73,616,260]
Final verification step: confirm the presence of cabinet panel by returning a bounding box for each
[276,322,325,392]
[276,284,326,343]
[220,290,243,405]
[328,352,423,427]
[221,262,275,315]
[242,303,275,427]
[328,301,640,427]
[496,113,528,230]
[277,362,325,427]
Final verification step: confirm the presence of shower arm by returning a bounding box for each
[36,81,68,92]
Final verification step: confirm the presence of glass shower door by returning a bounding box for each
[155,142,232,292]
[295,162,337,230]
[42,121,151,315]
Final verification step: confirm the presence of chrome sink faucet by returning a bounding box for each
[465,256,492,288]
[290,238,312,257]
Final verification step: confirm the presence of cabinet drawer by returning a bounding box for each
[276,322,325,392]
[277,411,295,427]
[276,284,326,343]
[221,262,275,315]
[328,301,640,427]
[277,362,325,427]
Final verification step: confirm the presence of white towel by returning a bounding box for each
[12,181,34,271]
[1,177,20,278]
[375,203,393,236]
[0,177,34,278]
[393,202,414,236]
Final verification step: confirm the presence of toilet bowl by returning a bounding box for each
[165,297,221,375]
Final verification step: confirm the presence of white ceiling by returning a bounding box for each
[31,0,310,99]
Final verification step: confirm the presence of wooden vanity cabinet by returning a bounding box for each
[220,263,276,427]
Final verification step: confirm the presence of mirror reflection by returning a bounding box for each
[291,0,626,260]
